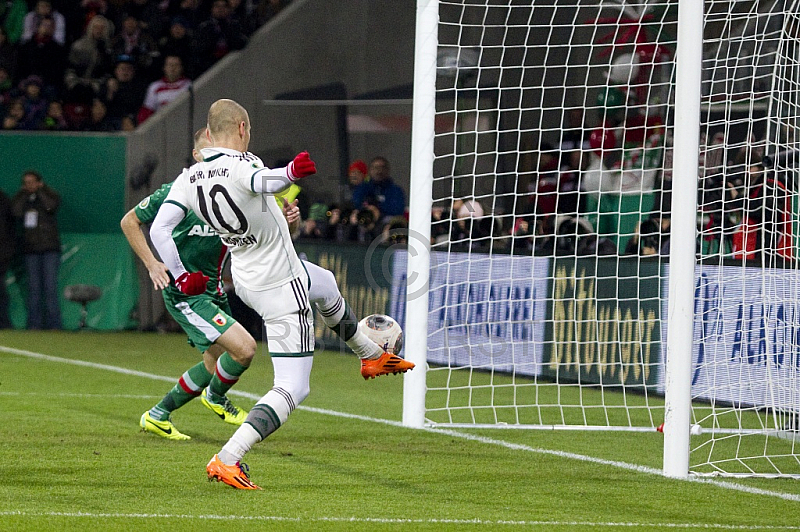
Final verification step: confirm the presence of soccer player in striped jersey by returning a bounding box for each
[121,129,254,441]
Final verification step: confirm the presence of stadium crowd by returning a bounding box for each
[0,0,290,132]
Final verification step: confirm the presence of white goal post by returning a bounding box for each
[401,0,800,479]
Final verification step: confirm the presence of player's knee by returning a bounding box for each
[277,381,310,406]
[226,331,256,365]
[241,335,257,362]
[323,269,341,297]
[291,383,311,405]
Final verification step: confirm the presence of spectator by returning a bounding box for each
[64,14,113,94]
[343,159,367,209]
[323,203,349,242]
[85,97,115,131]
[352,156,406,221]
[380,215,409,246]
[10,170,62,330]
[119,113,136,131]
[167,0,204,31]
[21,1,66,45]
[0,185,13,328]
[298,203,327,239]
[255,0,290,27]
[450,198,487,245]
[41,99,67,130]
[100,54,147,124]
[732,163,793,261]
[110,14,159,79]
[347,201,381,243]
[17,16,66,95]
[193,0,248,75]
[121,0,169,42]
[17,75,49,130]
[78,1,119,35]
[559,107,588,152]
[1,0,27,44]
[137,55,191,124]
[0,66,14,108]
[624,218,664,256]
[227,0,257,36]
[2,97,24,129]
[158,17,193,77]
[0,26,18,81]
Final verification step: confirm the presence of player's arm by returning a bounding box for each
[120,208,170,290]
[250,151,316,194]
[150,201,209,296]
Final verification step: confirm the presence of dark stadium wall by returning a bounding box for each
[0,133,135,331]
[0,133,127,233]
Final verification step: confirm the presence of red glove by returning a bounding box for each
[175,271,209,295]
[287,151,316,181]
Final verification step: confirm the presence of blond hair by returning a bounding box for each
[193,128,210,150]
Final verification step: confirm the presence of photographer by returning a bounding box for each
[347,202,381,243]
[11,170,61,330]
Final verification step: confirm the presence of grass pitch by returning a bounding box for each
[0,331,798,531]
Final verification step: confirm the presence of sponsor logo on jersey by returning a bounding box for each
[188,225,217,237]
[189,168,229,183]
[138,197,150,209]
[251,162,262,169]
[221,234,258,247]
[213,313,227,326]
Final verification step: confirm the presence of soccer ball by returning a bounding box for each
[359,314,404,356]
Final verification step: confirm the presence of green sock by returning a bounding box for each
[149,361,212,421]
[207,352,248,402]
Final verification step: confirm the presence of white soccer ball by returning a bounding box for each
[359,314,404,357]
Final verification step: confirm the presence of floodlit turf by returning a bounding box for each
[0,331,799,531]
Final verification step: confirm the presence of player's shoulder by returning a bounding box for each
[137,181,173,210]
[225,150,264,170]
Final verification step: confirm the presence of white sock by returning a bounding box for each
[347,328,383,360]
[219,423,261,465]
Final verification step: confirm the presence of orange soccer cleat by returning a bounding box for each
[206,454,261,490]
[360,352,415,380]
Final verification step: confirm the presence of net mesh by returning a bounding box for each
[402,0,800,476]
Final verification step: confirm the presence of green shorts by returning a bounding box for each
[162,289,236,353]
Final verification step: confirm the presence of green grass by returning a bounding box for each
[0,331,798,531]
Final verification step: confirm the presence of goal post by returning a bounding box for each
[662,0,703,480]
[401,0,800,479]
[403,0,438,429]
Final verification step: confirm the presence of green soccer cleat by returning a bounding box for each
[201,389,248,425]
[140,411,191,441]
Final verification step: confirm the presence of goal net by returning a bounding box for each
[399,0,800,478]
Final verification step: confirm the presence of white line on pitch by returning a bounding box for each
[0,392,161,399]
[2,344,799,504]
[0,511,798,529]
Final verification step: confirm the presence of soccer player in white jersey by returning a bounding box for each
[150,99,411,490]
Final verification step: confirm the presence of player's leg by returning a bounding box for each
[141,344,223,441]
[207,276,313,489]
[140,294,249,439]
[201,321,255,424]
[25,253,43,329]
[304,260,382,360]
[304,260,413,379]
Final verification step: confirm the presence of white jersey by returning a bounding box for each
[165,147,303,291]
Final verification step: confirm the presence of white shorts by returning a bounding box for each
[235,274,314,356]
